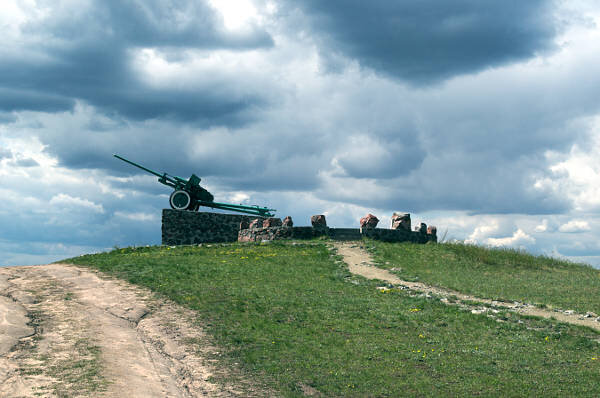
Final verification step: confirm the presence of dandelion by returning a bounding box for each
[419,334,425,339]
[544,336,549,342]
[409,308,421,312]
[592,357,597,360]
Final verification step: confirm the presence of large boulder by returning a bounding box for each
[360,213,379,229]
[311,214,327,228]
[427,225,437,236]
[415,223,427,234]
[427,225,438,243]
[263,217,283,228]
[248,219,262,229]
[391,213,411,231]
[282,216,293,227]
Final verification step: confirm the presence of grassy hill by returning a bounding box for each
[65,241,600,397]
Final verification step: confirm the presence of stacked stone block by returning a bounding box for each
[162,209,266,245]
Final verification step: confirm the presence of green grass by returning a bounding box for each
[371,241,600,314]
[65,243,600,397]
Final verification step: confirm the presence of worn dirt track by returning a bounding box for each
[0,263,251,397]
[334,241,600,332]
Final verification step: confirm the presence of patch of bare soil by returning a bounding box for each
[0,263,261,397]
[333,241,600,332]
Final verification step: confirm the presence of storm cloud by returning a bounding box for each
[0,0,273,122]
[281,0,558,84]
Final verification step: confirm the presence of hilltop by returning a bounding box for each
[2,240,600,397]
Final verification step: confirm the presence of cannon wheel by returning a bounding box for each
[170,190,191,210]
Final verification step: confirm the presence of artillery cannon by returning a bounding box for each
[113,154,275,217]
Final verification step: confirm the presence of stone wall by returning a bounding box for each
[238,225,436,243]
[162,209,266,245]
[162,210,437,245]
[238,226,294,242]
[360,227,432,243]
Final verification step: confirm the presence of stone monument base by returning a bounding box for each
[162,210,437,246]
[162,209,265,245]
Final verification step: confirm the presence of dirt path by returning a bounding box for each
[0,263,253,397]
[333,241,600,332]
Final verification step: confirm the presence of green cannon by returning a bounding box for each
[113,154,275,217]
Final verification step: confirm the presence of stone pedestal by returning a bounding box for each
[162,210,265,245]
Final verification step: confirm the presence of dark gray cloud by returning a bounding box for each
[0,88,75,113]
[334,131,425,179]
[0,0,272,122]
[283,0,558,84]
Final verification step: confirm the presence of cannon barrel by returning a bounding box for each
[113,154,164,178]
[113,154,275,216]
[114,154,183,189]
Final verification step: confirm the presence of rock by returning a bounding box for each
[311,214,327,228]
[359,213,379,229]
[391,213,411,231]
[238,232,253,243]
[414,223,427,234]
[239,219,249,230]
[263,217,282,228]
[282,216,293,227]
[426,225,437,243]
[427,225,437,236]
[248,219,262,229]
[584,311,598,318]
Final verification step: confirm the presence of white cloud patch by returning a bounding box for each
[208,0,259,31]
[486,229,536,247]
[228,192,251,204]
[534,219,549,232]
[558,219,591,233]
[534,118,600,212]
[533,218,560,233]
[465,220,500,244]
[49,194,105,213]
[114,211,157,222]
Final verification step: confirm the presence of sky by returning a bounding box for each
[1,0,600,267]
